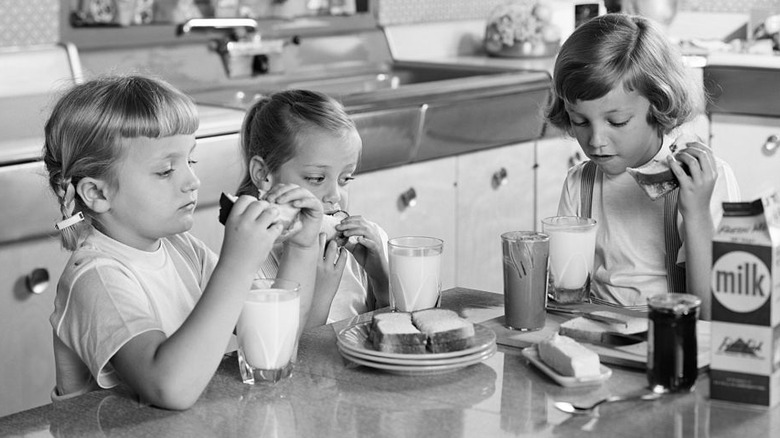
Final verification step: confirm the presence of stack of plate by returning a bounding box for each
[336,322,497,376]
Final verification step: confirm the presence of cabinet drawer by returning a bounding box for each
[710,113,780,199]
[0,237,68,417]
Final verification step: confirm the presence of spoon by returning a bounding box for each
[554,392,662,415]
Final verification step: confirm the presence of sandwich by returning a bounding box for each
[321,210,349,246]
[218,192,301,236]
[626,141,693,201]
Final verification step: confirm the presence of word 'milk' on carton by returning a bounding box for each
[710,192,780,407]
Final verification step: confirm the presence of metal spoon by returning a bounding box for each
[554,392,662,415]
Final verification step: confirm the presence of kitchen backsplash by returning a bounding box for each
[2,0,780,47]
[0,0,59,47]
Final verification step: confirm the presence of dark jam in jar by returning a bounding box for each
[647,293,701,393]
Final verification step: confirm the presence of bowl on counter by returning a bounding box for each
[483,1,561,59]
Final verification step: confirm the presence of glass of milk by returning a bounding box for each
[236,278,300,384]
[388,236,444,312]
[541,216,597,304]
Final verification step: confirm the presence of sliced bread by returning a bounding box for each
[538,333,601,377]
[370,313,426,354]
[412,308,476,353]
[559,314,647,345]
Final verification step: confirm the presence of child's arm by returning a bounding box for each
[669,142,717,319]
[110,196,283,410]
[310,234,349,324]
[263,184,325,330]
[339,216,390,308]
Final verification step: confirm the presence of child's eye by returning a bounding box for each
[188,159,198,166]
[339,176,355,186]
[571,119,589,127]
[157,168,174,177]
[610,119,630,127]
[305,176,325,184]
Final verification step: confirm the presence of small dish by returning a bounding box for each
[521,346,612,387]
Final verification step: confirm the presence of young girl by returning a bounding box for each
[237,89,389,324]
[43,75,323,410]
[545,14,740,318]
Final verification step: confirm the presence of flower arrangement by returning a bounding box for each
[484,1,561,58]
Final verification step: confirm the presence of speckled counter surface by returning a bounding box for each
[1,288,778,437]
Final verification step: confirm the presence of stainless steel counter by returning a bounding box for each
[1,288,777,438]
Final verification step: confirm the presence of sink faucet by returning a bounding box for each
[177,18,258,40]
[177,18,298,78]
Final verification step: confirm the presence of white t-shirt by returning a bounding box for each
[557,144,741,307]
[50,230,217,399]
[259,225,389,324]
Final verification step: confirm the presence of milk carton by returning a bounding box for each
[710,192,780,407]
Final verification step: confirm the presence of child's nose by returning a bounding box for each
[184,168,201,192]
[589,126,608,149]
[322,181,341,205]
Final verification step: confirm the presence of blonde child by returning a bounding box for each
[43,75,323,410]
[237,89,389,324]
[545,14,740,318]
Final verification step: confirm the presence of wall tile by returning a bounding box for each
[376,0,780,26]
[0,0,59,47]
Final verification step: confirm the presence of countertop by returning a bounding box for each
[1,288,777,438]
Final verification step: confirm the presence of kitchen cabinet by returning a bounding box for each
[456,142,535,294]
[189,133,244,253]
[0,237,68,418]
[535,134,584,227]
[348,157,458,290]
[709,113,780,200]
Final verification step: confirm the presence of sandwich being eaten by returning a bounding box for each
[627,140,694,201]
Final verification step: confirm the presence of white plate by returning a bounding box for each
[521,346,612,387]
[337,322,497,360]
[339,344,497,376]
[338,341,495,366]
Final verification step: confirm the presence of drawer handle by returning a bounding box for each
[399,187,417,209]
[763,135,779,156]
[26,268,50,295]
[492,167,508,188]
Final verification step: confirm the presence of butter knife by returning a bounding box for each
[546,306,629,329]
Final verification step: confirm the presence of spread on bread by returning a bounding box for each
[370,309,476,354]
[559,313,647,344]
[537,333,601,378]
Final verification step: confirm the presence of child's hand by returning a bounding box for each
[264,184,323,249]
[668,141,717,218]
[220,195,284,273]
[315,232,348,304]
[339,216,388,281]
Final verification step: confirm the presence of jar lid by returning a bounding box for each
[647,293,701,314]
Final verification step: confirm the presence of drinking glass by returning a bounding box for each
[236,278,300,384]
[541,216,597,304]
[501,231,549,331]
[388,236,443,312]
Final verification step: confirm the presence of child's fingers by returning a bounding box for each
[263,183,301,203]
[681,145,716,176]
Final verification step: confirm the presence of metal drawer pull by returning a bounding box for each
[492,167,508,188]
[26,268,50,294]
[763,135,779,156]
[399,187,417,209]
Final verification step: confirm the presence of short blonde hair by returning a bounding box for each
[43,74,199,250]
[546,13,705,137]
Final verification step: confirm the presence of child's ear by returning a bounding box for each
[249,155,274,192]
[76,177,111,213]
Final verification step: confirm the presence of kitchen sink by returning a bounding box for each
[190,60,552,172]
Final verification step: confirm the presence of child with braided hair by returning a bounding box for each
[43,75,323,409]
